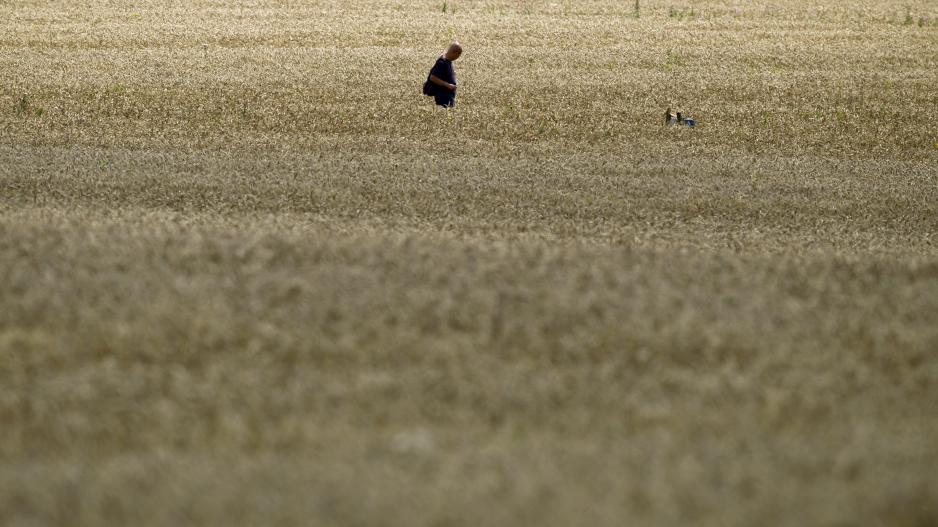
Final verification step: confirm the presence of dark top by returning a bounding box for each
[430,57,456,85]
[426,57,456,107]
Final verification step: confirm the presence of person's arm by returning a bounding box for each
[428,74,456,92]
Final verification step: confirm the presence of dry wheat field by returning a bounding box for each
[2,0,938,525]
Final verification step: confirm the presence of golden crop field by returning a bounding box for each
[1,0,937,524]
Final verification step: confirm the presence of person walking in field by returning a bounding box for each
[423,42,462,108]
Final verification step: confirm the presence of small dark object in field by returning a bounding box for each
[664,107,675,124]
[664,108,695,127]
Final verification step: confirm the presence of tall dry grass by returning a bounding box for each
[1,1,937,525]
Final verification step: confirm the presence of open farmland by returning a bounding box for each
[1,0,938,524]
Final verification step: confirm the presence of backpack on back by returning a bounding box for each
[422,75,434,96]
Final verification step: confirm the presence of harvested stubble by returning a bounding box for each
[1,0,937,525]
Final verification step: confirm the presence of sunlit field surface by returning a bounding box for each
[2,0,938,525]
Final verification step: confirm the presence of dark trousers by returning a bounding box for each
[434,93,456,108]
